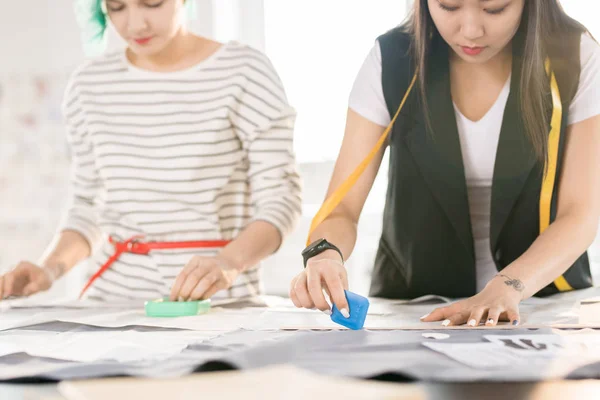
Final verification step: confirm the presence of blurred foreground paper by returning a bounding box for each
[58,365,425,400]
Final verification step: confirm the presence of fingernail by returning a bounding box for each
[468,319,477,327]
[442,319,450,327]
[512,320,519,326]
[323,309,332,316]
[341,308,350,318]
[420,313,430,320]
[177,296,184,302]
[487,318,494,325]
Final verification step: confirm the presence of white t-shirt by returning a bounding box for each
[349,34,600,292]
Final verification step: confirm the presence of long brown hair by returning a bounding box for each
[403,0,588,161]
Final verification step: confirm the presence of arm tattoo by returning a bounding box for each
[498,274,525,292]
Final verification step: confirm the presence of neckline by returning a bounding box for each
[121,41,233,76]
[453,74,512,125]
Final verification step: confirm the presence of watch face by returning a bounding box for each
[303,238,326,256]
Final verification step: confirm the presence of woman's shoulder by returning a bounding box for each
[66,50,125,88]
[376,25,414,63]
[218,41,278,74]
[580,33,600,67]
[377,26,413,49]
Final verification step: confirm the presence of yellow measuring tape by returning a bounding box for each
[543,61,574,292]
[306,72,418,246]
[307,60,572,292]
[306,73,417,246]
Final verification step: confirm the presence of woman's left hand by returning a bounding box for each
[420,275,525,327]
[169,254,241,301]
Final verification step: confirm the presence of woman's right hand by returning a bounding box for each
[289,250,350,318]
[0,261,56,299]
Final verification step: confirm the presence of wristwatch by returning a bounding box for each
[301,238,344,267]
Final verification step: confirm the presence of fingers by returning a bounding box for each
[200,281,225,301]
[170,257,204,301]
[0,262,54,300]
[421,305,454,322]
[340,270,349,291]
[289,275,302,308]
[188,271,222,300]
[466,307,486,327]
[179,265,212,301]
[505,307,521,326]
[441,310,471,327]
[486,307,503,326]
[293,272,315,309]
[22,282,41,297]
[322,270,349,318]
[306,268,331,314]
[3,272,15,299]
[24,268,53,296]
[423,305,516,327]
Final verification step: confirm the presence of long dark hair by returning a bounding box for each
[404,0,588,161]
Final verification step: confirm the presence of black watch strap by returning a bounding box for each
[301,238,344,267]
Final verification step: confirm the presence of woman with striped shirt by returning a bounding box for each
[0,0,302,302]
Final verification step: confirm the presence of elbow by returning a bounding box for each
[557,208,599,249]
[582,222,599,249]
[287,204,302,238]
[323,205,360,232]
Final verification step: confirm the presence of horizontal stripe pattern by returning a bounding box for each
[59,42,302,301]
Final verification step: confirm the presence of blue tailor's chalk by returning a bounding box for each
[330,290,370,330]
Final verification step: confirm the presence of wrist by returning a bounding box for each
[41,262,66,282]
[217,250,245,272]
[302,238,344,267]
[309,249,344,264]
[491,273,526,300]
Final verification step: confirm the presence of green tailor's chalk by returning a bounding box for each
[144,297,211,318]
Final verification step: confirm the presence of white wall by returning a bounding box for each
[0,0,217,75]
[0,0,218,301]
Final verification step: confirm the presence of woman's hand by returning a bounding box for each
[170,254,241,301]
[289,250,350,317]
[0,261,58,299]
[421,274,526,327]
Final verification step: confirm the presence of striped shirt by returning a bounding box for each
[60,41,302,302]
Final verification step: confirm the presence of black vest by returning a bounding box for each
[370,28,593,299]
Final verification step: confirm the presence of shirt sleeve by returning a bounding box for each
[229,48,303,240]
[568,34,600,125]
[348,40,391,127]
[57,71,105,253]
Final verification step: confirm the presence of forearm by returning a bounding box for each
[39,230,92,280]
[499,212,597,299]
[219,220,283,272]
[308,210,358,261]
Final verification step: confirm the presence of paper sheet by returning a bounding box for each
[579,299,600,325]
[1,288,600,334]
[0,328,220,363]
[484,333,600,356]
[423,342,527,369]
[0,309,58,332]
[2,326,600,382]
[28,332,187,363]
[424,332,600,374]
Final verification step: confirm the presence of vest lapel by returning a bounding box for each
[402,40,474,261]
[490,52,539,253]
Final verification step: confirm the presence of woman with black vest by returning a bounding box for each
[291,0,600,327]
